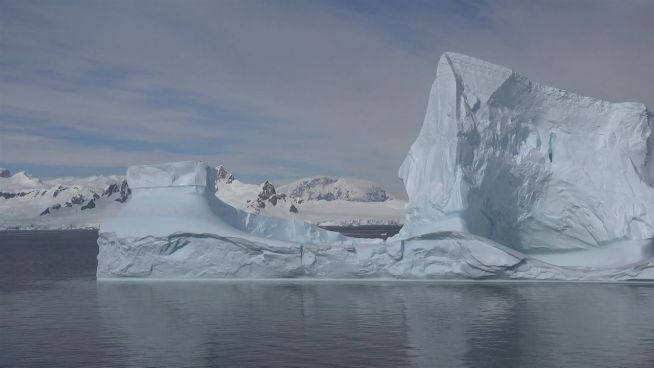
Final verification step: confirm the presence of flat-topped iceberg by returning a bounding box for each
[98,53,654,281]
[102,161,344,243]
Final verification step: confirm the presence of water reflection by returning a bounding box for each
[96,282,654,368]
[5,233,654,367]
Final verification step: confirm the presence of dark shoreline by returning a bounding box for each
[320,225,402,239]
[0,225,403,240]
[0,229,99,236]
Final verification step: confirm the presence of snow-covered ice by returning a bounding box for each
[95,52,653,280]
[399,52,654,251]
[97,161,653,281]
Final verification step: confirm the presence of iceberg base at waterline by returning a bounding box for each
[98,231,654,281]
[97,161,654,281]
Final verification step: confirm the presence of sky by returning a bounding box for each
[1,0,652,196]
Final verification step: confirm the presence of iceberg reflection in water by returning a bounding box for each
[2,233,653,368]
[90,281,654,368]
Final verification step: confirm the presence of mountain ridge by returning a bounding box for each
[0,166,405,229]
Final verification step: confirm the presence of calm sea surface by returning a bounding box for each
[1,230,654,368]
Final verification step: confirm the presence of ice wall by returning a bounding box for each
[399,52,654,251]
[97,160,654,280]
[127,161,214,189]
[101,161,347,243]
[101,162,564,279]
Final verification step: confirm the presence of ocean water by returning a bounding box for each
[1,231,654,368]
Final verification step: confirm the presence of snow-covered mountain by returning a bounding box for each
[215,168,403,226]
[279,177,391,202]
[0,171,47,192]
[0,169,130,230]
[0,166,404,230]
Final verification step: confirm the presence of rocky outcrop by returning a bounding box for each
[216,165,235,184]
[81,199,96,210]
[102,180,131,203]
[250,180,291,209]
[36,179,130,216]
[0,191,30,199]
[40,203,62,216]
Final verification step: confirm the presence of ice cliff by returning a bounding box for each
[399,52,654,251]
[97,53,654,281]
[98,161,654,281]
[101,162,345,244]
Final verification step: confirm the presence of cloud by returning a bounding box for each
[1,0,652,196]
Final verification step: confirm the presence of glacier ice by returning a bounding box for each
[97,53,654,281]
[399,52,654,251]
[98,161,654,281]
[101,161,347,244]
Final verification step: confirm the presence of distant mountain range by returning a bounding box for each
[0,166,404,230]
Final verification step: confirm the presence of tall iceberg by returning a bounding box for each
[399,52,654,251]
[97,53,654,281]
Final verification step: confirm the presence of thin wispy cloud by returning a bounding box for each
[1,0,652,195]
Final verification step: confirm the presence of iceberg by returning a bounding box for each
[97,161,654,281]
[98,53,654,281]
[399,52,654,251]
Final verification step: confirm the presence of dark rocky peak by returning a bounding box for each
[102,183,120,197]
[216,165,235,184]
[70,194,85,205]
[103,180,131,202]
[81,199,96,210]
[259,181,276,200]
[0,168,10,178]
[363,186,390,202]
[40,203,62,216]
[0,191,31,199]
[249,181,291,209]
[53,185,67,198]
[65,194,85,207]
[115,180,131,203]
[268,193,287,206]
